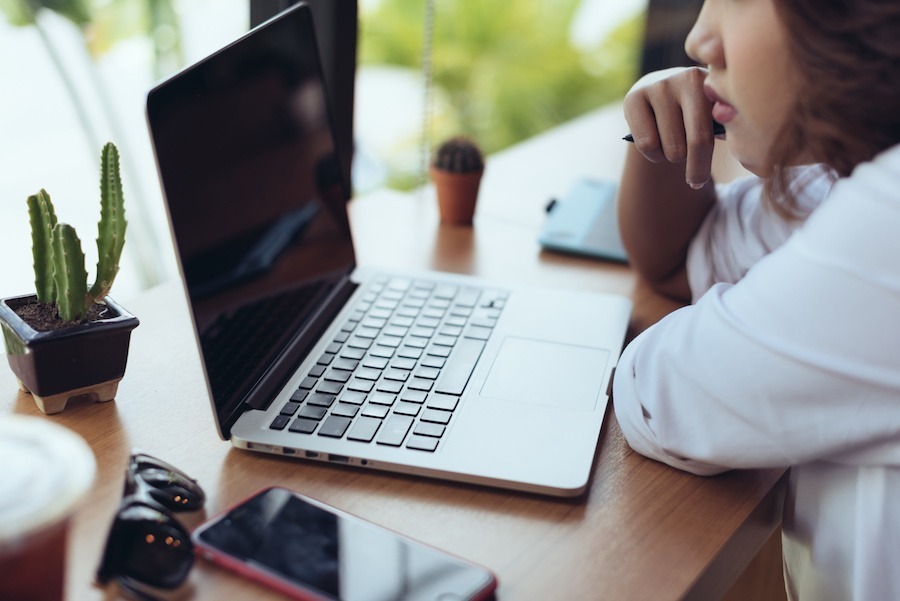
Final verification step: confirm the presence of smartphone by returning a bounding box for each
[192,487,497,601]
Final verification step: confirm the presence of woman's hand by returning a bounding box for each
[623,66,718,189]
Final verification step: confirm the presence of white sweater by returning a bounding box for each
[613,144,900,600]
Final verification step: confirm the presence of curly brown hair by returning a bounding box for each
[766,0,900,218]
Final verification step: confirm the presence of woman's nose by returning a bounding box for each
[684,2,724,68]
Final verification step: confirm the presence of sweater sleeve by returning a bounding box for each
[614,145,900,475]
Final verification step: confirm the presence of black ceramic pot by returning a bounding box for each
[0,294,139,414]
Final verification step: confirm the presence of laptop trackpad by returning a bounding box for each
[481,337,609,411]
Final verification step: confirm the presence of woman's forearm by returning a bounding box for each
[617,145,717,301]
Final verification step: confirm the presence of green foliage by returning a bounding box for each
[0,0,90,26]
[0,0,182,70]
[27,142,127,322]
[361,0,643,187]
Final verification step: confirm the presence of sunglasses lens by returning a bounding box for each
[132,456,206,511]
[98,504,194,589]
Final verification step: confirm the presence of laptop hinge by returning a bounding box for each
[229,273,359,426]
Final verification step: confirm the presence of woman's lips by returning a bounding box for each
[704,85,737,124]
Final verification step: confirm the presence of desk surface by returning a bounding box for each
[1,104,784,601]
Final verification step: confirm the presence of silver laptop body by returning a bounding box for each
[146,2,631,497]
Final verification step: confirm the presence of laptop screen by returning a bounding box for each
[147,4,356,434]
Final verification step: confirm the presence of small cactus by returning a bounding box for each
[27,142,127,323]
[432,136,484,174]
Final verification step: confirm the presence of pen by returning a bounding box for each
[623,121,726,142]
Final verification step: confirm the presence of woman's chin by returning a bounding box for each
[728,145,772,178]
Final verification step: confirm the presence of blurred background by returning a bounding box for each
[0,0,699,302]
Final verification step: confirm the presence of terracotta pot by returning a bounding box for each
[0,294,139,414]
[430,167,484,226]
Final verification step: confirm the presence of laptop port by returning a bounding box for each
[282,448,297,455]
[328,454,350,463]
[305,451,319,458]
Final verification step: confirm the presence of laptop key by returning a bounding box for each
[383,368,410,382]
[307,393,336,408]
[333,357,360,371]
[434,338,485,395]
[298,405,328,420]
[317,381,343,395]
[414,422,445,438]
[404,337,428,349]
[355,367,382,381]
[421,408,452,425]
[362,403,390,419]
[407,378,434,391]
[420,356,445,369]
[368,391,397,406]
[289,418,318,434]
[324,369,351,383]
[347,378,375,393]
[347,416,382,442]
[427,393,458,412]
[377,415,414,446]
[465,326,493,340]
[393,402,421,417]
[270,415,290,430]
[414,366,440,380]
[400,389,428,404]
[290,389,309,402]
[280,401,301,416]
[376,379,403,394]
[433,285,458,299]
[338,390,367,405]
[332,403,359,418]
[455,288,481,307]
[362,355,389,370]
[341,347,366,360]
[391,357,417,370]
[369,345,395,359]
[425,345,452,358]
[318,415,352,438]
[406,435,439,452]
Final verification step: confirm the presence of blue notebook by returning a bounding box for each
[538,178,628,263]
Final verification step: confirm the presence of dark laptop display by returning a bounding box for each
[147,7,356,433]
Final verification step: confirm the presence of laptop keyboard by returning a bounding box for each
[269,276,508,453]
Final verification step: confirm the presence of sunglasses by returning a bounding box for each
[96,452,206,599]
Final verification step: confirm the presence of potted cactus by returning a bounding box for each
[0,142,139,414]
[429,136,485,225]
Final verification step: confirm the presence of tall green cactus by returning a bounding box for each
[51,224,89,322]
[27,189,58,302]
[27,142,127,323]
[90,142,126,300]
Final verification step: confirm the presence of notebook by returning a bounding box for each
[146,2,632,497]
[539,178,629,263]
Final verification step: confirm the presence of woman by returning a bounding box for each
[612,0,900,599]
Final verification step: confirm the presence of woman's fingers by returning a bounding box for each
[623,67,716,188]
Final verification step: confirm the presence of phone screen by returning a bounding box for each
[193,487,496,601]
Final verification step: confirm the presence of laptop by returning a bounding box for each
[146,2,632,497]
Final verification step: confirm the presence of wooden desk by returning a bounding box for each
[1,104,785,600]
